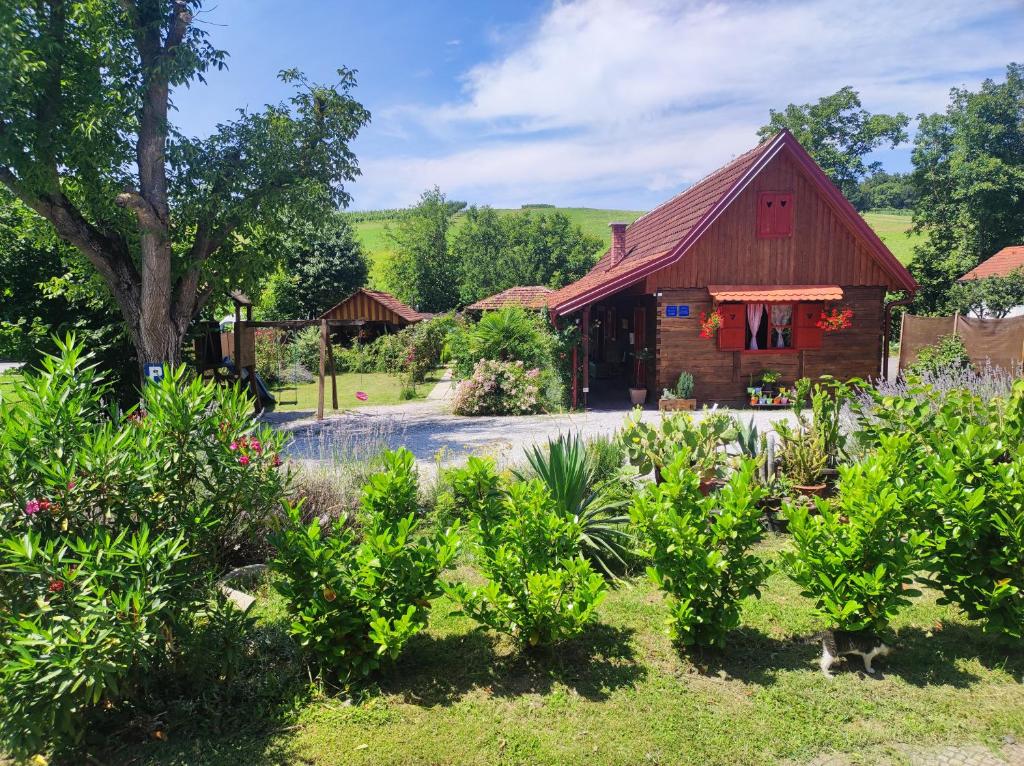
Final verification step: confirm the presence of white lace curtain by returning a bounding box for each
[771,304,793,348]
[746,303,765,350]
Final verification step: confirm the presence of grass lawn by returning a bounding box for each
[269,369,443,412]
[0,371,22,402]
[125,537,1022,766]
[862,211,924,265]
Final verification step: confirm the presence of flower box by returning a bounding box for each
[659,397,696,411]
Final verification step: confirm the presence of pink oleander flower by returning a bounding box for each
[229,441,239,451]
[48,579,65,593]
[238,455,250,466]
[24,499,41,515]
[272,455,283,468]
[250,439,262,453]
[67,480,77,490]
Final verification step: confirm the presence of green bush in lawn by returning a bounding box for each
[269,449,459,683]
[0,337,290,759]
[781,447,928,634]
[630,456,768,648]
[905,333,973,377]
[448,459,607,647]
[854,384,1024,637]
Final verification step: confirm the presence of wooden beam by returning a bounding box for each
[317,319,327,420]
[327,334,339,410]
[581,305,590,409]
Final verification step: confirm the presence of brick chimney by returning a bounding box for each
[609,222,627,266]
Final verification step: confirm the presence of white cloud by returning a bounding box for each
[352,0,1024,209]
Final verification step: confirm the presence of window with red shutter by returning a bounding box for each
[757,192,794,238]
[717,304,745,350]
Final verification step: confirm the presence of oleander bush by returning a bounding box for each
[447,458,607,646]
[269,449,459,682]
[631,456,769,648]
[0,337,290,760]
[451,358,545,415]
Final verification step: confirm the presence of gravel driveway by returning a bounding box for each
[266,400,797,475]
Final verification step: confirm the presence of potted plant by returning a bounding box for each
[629,347,654,405]
[659,370,696,411]
[759,369,782,396]
[774,418,828,496]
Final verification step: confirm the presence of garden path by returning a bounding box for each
[266,399,797,476]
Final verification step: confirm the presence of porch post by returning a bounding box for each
[581,305,590,409]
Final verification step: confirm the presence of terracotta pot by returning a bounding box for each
[793,483,827,497]
[629,387,648,406]
[659,398,696,411]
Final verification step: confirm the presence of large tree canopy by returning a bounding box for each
[0,1,369,368]
[909,64,1024,314]
[758,86,909,204]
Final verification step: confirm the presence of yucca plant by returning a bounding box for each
[518,434,633,577]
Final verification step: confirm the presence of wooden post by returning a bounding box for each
[571,344,578,410]
[581,305,590,409]
[233,302,241,381]
[327,327,339,410]
[317,319,327,420]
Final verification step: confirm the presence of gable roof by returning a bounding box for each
[467,285,555,311]
[549,130,917,315]
[959,246,1024,281]
[320,288,426,323]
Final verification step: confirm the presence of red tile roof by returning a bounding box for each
[959,246,1024,281]
[320,288,426,323]
[708,285,844,302]
[548,131,916,315]
[467,285,555,311]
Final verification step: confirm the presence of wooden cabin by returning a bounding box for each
[320,288,426,341]
[466,285,555,314]
[547,130,917,407]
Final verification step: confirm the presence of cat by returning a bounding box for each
[820,630,892,678]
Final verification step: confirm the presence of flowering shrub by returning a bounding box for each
[699,308,724,339]
[0,337,290,759]
[270,449,459,682]
[451,358,544,415]
[816,305,854,331]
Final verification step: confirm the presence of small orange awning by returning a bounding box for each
[707,285,844,302]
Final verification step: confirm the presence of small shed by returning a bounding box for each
[958,246,1024,282]
[466,285,555,313]
[320,288,426,340]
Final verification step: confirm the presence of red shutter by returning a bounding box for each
[717,304,745,351]
[756,193,776,238]
[776,193,793,236]
[794,302,822,349]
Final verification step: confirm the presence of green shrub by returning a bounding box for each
[906,334,973,377]
[0,337,291,758]
[291,325,323,372]
[630,457,768,648]
[0,526,193,759]
[449,464,607,647]
[269,449,459,683]
[620,409,734,481]
[780,449,928,633]
[451,358,545,415]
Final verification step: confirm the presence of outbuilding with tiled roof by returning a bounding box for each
[549,130,917,408]
[320,288,426,335]
[958,246,1024,282]
[467,285,555,312]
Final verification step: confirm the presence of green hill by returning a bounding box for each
[351,207,920,286]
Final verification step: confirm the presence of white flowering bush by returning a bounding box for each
[451,359,544,415]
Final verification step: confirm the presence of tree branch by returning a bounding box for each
[115,189,164,232]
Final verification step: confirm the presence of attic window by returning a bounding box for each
[757,192,794,238]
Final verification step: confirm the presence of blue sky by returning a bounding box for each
[174,0,1024,211]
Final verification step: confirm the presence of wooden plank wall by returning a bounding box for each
[655,287,885,403]
[323,292,405,324]
[646,152,894,290]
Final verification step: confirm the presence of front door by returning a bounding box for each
[633,306,647,387]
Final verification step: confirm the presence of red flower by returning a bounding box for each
[698,308,724,339]
[238,455,250,466]
[816,306,854,332]
[48,579,64,593]
[24,499,40,515]
[272,455,283,468]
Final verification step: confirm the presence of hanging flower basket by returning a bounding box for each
[699,308,724,339]
[816,306,853,332]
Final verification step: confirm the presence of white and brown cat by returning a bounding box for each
[820,630,892,678]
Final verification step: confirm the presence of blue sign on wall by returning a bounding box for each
[664,305,690,318]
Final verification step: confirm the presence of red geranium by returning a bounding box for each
[699,308,724,339]
[816,306,854,332]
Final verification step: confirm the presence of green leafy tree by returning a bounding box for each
[758,86,909,204]
[856,171,917,210]
[256,214,367,319]
[909,64,1024,313]
[382,187,463,312]
[454,207,602,305]
[0,1,370,371]
[950,271,1024,319]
